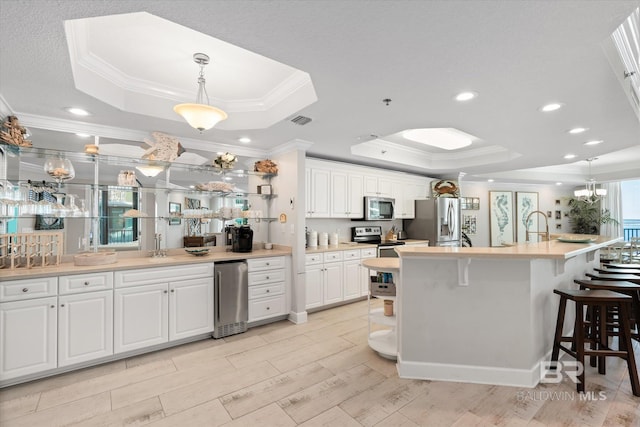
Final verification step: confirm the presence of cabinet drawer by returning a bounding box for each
[248,269,285,286]
[59,272,114,295]
[0,277,57,302]
[247,256,285,272]
[115,263,214,288]
[324,251,343,262]
[249,294,286,322]
[343,250,360,260]
[248,283,284,300]
[305,253,323,265]
[360,248,377,258]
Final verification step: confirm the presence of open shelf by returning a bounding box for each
[368,330,397,360]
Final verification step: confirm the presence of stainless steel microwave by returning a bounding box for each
[364,196,395,220]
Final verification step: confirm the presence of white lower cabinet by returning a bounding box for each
[114,283,169,354]
[169,277,214,340]
[0,296,57,381]
[114,264,214,354]
[247,256,286,322]
[305,252,344,309]
[58,290,113,367]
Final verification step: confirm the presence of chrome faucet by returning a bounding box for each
[525,210,550,242]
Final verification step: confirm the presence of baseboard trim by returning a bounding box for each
[288,310,308,324]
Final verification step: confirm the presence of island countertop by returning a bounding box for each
[395,235,620,260]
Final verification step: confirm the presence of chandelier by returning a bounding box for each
[174,53,228,132]
[574,158,607,204]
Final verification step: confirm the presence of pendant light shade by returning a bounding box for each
[174,53,228,132]
[574,158,607,204]
[173,103,227,132]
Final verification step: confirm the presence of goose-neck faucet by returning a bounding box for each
[525,210,550,242]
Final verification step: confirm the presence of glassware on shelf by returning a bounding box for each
[43,157,75,188]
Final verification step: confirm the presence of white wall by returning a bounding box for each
[460,181,575,247]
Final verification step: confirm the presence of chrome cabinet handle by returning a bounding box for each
[50,305,55,308]
[84,281,90,286]
[164,290,168,294]
[171,289,175,293]
[22,288,28,292]
[266,289,270,293]
[60,304,65,307]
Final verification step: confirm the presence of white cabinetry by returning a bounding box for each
[306,166,331,218]
[305,252,344,309]
[247,256,286,322]
[330,172,364,218]
[114,263,213,354]
[0,288,57,381]
[58,272,114,367]
[392,178,427,219]
[364,175,393,197]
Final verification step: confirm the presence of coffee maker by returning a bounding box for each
[230,225,253,253]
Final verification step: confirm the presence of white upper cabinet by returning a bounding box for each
[392,177,428,219]
[330,171,364,218]
[306,166,331,218]
[364,175,393,197]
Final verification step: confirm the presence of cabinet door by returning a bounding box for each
[114,283,168,354]
[378,177,393,197]
[58,290,113,367]
[363,175,379,196]
[323,262,344,305]
[391,180,406,218]
[0,297,57,381]
[347,174,364,218]
[305,167,312,218]
[343,260,361,300]
[330,171,349,218]
[305,265,324,309]
[169,277,214,341]
[309,168,331,217]
[360,263,371,296]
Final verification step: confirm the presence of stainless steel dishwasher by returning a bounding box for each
[213,260,248,338]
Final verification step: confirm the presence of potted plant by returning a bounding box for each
[567,198,618,234]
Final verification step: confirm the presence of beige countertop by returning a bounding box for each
[362,258,400,272]
[395,235,620,260]
[305,239,429,253]
[0,246,291,280]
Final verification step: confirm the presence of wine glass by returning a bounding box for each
[44,157,75,189]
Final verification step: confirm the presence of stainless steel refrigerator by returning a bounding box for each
[403,198,461,246]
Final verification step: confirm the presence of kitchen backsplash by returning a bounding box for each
[305,218,403,243]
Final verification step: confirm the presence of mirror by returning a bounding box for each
[0,128,272,255]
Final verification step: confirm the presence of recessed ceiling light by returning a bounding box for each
[539,103,564,112]
[568,127,588,134]
[75,133,91,138]
[402,128,474,150]
[223,176,233,181]
[66,107,91,116]
[487,179,494,183]
[238,137,251,144]
[564,153,576,159]
[584,140,603,146]
[556,182,563,186]
[454,91,477,102]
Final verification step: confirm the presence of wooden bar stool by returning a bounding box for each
[602,262,640,269]
[593,267,640,275]
[586,273,640,285]
[551,289,640,396]
[575,279,640,343]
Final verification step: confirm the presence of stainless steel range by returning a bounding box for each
[351,226,405,257]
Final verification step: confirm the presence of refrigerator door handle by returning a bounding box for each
[449,202,456,239]
[446,202,453,239]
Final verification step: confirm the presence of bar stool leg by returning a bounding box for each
[598,304,606,375]
[619,302,640,397]
[575,302,586,393]
[551,295,567,366]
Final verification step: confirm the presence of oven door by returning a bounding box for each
[378,245,400,258]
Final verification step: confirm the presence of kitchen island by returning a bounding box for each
[394,236,620,387]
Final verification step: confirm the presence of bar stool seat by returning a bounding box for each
[603,262,640,269]
[593,267,640,275]
[586,273,640,285]
[551,289,640,396]
[575,279,640,342]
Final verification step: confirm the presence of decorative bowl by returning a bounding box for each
[185,248,210,256]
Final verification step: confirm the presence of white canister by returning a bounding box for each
[308,230,318,247]
[329,232,339,246]
[319,232,329,246]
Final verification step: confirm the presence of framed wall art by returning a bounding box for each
[489,191,514,247]
[169,202,181,225]
[185,197,200,236]
[515,192,538,243]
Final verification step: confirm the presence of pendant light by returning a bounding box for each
[574,158,607,204]
[174,53,228,132]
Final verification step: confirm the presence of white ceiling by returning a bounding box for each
[1,0,639,186]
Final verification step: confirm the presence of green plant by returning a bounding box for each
[567,198,618,234]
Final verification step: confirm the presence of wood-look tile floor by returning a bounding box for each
[1,299,640,426]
